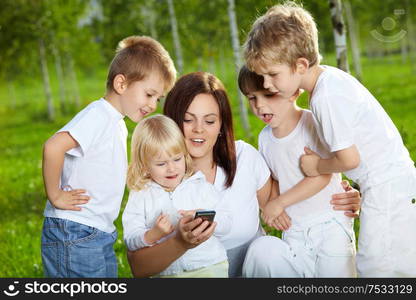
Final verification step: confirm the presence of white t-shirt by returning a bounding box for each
[215,140,270,249]
[310,65,414,190]
[44,99,128,233]
[122,171,230,276]
[258,110,347,229]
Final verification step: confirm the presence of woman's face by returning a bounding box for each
[183,93,222,162]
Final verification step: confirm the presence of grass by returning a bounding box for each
[0,53,415,277]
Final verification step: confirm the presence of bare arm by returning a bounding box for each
[276,174,331,208]
[127,232,189,278]
[127,216,215,278]
[256,176,273,210]
[262,175,331,228]
[318,146,360,174]
[42,132,89,210]
[300,145,360,176]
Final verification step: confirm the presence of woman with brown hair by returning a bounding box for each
[126,72,361,278]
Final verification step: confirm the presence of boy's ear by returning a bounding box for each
[113,74,127,94]
[295,58,309,74]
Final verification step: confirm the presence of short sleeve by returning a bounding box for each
[200,182,232,237]
[122,190,152,251]
[257,129,277,180]
[58,106,108,157]
[237,141,270,190]
[311,91,357,153]
[302,112,331,159]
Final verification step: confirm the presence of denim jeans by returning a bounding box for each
[41,217,118,278]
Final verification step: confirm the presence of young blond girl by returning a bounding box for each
[122,114,231,277]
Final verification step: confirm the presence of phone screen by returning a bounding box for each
[194,210,216,223]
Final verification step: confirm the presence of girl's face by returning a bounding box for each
[147,151,186,191]
[183,93,222,162]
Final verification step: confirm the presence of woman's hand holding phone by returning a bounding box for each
[175,214,216,249]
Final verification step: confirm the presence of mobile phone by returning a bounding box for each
[194,210,216,223]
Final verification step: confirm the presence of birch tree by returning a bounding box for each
[141,3,157,38]
[51,40,67,114]
[405,0,416,73]
[39,38,55,121]
[66,50,81,109]
[227,0,252,140]
[167,0,183,74]
[328,0,349,72]
[344,0,362,80]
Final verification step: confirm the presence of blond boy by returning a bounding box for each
[239,66,356,277]
[244,2,416,277]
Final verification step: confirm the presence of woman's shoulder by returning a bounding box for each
[235,140,261,160]
[232,140,270,188]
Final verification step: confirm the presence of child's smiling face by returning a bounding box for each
[119,72,165,123]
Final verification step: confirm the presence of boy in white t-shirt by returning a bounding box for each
[239,66,356,277]
[244,2,416,277]
[41,36,176,278]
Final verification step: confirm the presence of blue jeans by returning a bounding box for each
[41,217,118,278]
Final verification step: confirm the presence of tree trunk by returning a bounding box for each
[52,44,67,114]
[141,4,157,38]
[39,38,55,121]
[219,49,226,78]
[405,0,416,73]
[328,0,349,72]
[167,0,183,74]
[401,37,408,64]
[227,0,252,140]
[343,0,362,81]
[67,52,80,108]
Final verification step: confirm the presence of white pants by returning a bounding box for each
[357,168,416,277]
[156,261,229,278]
[242,216,357,277]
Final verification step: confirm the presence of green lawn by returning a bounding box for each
[0,54,415,277]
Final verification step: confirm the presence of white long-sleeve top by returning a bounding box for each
[122,171,231,276]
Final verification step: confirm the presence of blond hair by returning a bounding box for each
[106,35,176,94]
[244,1,321,72]
[127,114,193,191]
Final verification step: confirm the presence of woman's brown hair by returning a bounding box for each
[163,72,237,188]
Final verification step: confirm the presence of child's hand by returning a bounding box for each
[261,199,285,227]
[271,211,292,231]
[178,209,199,218]
[154,214,175,237]
[49,188,90,211]
[300,147,321,177]
[145,214,175,245]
